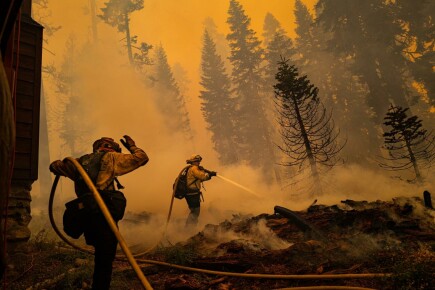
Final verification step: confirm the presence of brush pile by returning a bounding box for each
[145,196,435,289]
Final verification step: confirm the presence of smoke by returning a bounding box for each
[299,164,435,206]
[32,0,435,250]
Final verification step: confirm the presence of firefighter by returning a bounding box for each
[49,136,148,290]
[184,154,216,227]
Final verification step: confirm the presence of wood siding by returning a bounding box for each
[12,15,43,181]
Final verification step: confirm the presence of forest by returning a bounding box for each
[8,0,433,289]
[33,0,435,200]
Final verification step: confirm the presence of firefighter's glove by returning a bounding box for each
[120,135,136,152]
[209,171,217,177]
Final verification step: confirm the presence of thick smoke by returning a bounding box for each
[31,0,434,249]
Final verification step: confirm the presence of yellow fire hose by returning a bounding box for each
[48,159,391,290]
[132,258,389,280]
[52,157,153,290]
[275,287,376,290]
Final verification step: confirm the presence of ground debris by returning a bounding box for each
[6,196,435,290]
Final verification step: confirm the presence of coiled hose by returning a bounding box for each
[48,158,390,290]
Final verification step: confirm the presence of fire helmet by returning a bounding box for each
[186,154,202,164]
[92,137,121,153]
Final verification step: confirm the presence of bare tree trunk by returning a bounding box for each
[406,139,422,183]
[292,98,322,196]
[37,82,52,203]
[89,0,98,43]
[124,12,133,65]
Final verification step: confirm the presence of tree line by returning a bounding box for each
[37,0,435,196]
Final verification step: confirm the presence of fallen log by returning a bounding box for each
[274,206,328,242]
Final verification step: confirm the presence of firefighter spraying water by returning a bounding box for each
[170,156,261,230]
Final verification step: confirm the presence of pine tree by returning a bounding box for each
[203,17,230,69]
[263,14,296,92]
[262,12,281,47]
[152,45,192,140]
[380,105,435,183]
[227,0,276,180]
[316,0,411,123]
[199,30,238,165]
[294,0,379,163]
[274,60,344,196]
[99,0,145,65]
[262,14,296,184]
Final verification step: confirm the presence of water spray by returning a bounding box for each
[216,174,261,198]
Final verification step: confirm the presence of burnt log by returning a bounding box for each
[274,206,328,242]
[423,190,433,209]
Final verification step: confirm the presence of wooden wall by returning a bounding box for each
[12,14,43,181]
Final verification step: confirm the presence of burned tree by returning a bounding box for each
[274,60,344,196]
[380,105,435,183]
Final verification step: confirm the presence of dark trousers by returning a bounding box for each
[84,213,118,290]
[185,193,201,227]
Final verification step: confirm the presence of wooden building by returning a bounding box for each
[0,0,43,276]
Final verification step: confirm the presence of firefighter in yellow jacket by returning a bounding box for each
[49,136,148,290]
[184,154,216,227]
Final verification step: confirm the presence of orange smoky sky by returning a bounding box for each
[39,0,317,152]
[41,0,316,105]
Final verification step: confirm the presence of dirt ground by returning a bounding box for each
[2,196,434,290]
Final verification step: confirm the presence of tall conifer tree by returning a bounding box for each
[152,45,193,140]
[380,105,435,183]
[294,0,377,163]
[274,60,344,196]
[263,14,296,92]
[199,30,238,165]
[316,0,411,123]
[226,0,276,181]
[262,13,281,47]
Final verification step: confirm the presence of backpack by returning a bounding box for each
[63,152,127,239]
[173,165,193,199]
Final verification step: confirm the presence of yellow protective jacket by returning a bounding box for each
[50,145,149,190]
[186,165,211,195]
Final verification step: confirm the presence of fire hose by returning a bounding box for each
[48,160,391,290]
[49,157,153,290]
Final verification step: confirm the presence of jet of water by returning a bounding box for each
[216,174,261,198]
